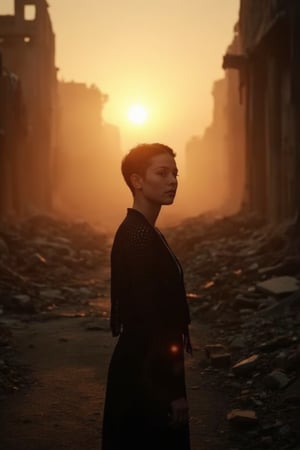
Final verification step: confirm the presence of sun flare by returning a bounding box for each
[127,104,148,125]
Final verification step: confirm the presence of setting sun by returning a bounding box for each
[127,104,149,125]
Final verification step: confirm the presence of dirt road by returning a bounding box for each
[0,299,230,450]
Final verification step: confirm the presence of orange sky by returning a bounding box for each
[2,0,240,157]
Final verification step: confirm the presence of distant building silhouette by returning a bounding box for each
[184,22,246,218]
[184,79,230,216]
[56,81,127,228]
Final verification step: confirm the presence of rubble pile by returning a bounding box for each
[202,312,300,449]
[0,214,110,398]
[165,211,300,449]
[165,211,300,321]
[0,214,110,315]
[0,210,299,448]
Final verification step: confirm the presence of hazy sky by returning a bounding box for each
[1,0,240,156]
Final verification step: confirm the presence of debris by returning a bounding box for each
[257,335,298,352]
[264,370,290,389]
[256,276,300,297]
[210,352,232,369]
[232,355,259,377]
[1,210,299,450]
[227,409,258,426]
[229,335,246,350]
[204,344,227,358]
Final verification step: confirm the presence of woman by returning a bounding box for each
[101,143,192,450]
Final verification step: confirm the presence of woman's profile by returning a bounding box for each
[101,143,192,450]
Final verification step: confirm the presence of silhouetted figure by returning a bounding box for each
[101,143,192,450]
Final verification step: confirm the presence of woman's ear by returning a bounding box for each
[130,173,143,190]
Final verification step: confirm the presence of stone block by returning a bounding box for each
[227,409,258,426]
[210,352,231,369]
[232,354,259,376]
[256,276,299,296]
[264,370,290,389]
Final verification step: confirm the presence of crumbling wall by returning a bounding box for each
[0,0,57,216]
[240,0,298,221]
[239,0,286,51]
[0,55,27,216]
[225,0,300,223]
[223,30,246,214]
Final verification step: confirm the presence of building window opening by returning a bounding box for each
[24,4,36,21]
[24,36,31,44]
[0,1,15,16]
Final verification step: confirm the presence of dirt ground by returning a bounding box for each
[0,297,231,450]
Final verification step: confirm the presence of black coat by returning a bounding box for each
[101,208,191,450]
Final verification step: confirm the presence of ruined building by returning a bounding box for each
[224,0,300,223]
[56,81,127,229]
[184,79,228,216]
[0,54,26,216]
[184,41,245,218]
[0,0,57,216]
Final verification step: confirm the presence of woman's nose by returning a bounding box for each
[169,174,178,185]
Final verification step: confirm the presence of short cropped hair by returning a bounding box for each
[121,143,176,194]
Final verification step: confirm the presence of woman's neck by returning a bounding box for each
[132,199,161,226]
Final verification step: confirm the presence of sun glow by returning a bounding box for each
[127,104,149,125]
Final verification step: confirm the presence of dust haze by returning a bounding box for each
[0,1,244,232]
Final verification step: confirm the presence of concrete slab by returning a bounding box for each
[256,276,300,296]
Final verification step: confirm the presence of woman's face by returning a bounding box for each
[137,152,178,205]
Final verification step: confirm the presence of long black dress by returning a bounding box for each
[101,208,191,450]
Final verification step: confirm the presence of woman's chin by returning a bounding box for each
[162,198,175,205]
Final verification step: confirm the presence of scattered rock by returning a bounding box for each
[258,335,297,352]
[285,346,300,371]
[1,211,299,450]
[227,409,258,426]
[210,352,231,369]
[256,276,300,297]
[264,370,290,389]
[229,335,247,350]
[204,344,227,358]
[232,354,259,377]
[281,378,300,406]
[4,295,38,314]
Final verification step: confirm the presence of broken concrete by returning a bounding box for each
[227,409,258,426]
[256,276,300,297]
[232,354,259,377]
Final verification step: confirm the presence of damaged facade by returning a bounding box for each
[224,0,300,222]
[0,0,57,216]
[0,54,26,216]
[223,28,246,214]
